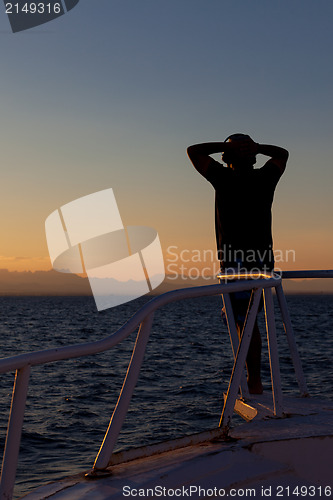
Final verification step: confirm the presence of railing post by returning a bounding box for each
[0,365,30,500]
[275,283,309,396]
[263,287,284,417]
[220,288,262,430]
[91,312,155,472]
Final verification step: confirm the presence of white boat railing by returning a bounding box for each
[0,269,332,499]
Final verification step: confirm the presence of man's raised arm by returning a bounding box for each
[258,144,289,175]
[187,142,233,177]
[187,138,289,176]
[187,136,261,175]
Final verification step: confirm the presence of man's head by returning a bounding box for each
[222,133,257,170]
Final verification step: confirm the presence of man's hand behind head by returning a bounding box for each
[234,137,259,158]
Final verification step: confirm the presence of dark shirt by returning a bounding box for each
[204,159,282,270]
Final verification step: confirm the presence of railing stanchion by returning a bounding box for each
[92,312,155,471]
[275,283,309,396]
[220,288,262,430]
[0,365,30,500]
[263,287,284,417]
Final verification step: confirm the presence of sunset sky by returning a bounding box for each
[0,1,332,279]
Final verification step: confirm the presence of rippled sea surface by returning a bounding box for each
[0,294,332,498]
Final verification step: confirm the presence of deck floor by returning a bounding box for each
[22,398,333,499]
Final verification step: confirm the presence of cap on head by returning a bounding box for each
[225,133,251,143]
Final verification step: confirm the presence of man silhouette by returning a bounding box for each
[187,134,288,394]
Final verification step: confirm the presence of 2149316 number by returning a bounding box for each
[5,3,62,14]
[276,485,332,497]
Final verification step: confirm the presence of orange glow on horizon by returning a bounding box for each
[0,256,52,273]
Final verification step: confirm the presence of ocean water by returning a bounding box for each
[0,293,332,498]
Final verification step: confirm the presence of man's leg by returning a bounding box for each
[236,319,263,395]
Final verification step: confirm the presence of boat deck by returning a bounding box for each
[22,397,333,499]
